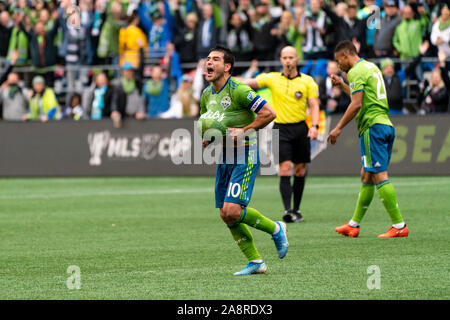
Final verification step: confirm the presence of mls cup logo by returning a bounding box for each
[88,131,111,166]
[65,1,81,29]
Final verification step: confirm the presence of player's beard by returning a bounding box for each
[209,68,225,84]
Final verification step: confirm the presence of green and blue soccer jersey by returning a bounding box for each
[200,77,266,143]
[200,77,267,208]
[347,58,393,137]
[348,59,396,173]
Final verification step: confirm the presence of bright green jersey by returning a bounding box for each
[200,76,266,141]
[348,58,393,136]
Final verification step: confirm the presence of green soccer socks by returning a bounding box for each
[228,223,262,261]
[376,180,404,225]
[227,207,278,262]
[240,207,277,235]
[350,182,375,224]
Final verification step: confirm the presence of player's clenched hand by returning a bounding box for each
[330,74,343,88]
[327,127,342,145]
[227,127,245,141]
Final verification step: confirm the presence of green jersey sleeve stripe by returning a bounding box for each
[351,89,364,95]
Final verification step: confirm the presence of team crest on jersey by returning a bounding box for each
[221,96,232,109]
[295,91,303,99]
[350,82,355,90]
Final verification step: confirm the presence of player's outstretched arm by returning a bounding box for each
[327,91,363,145]
[234,77,260,90]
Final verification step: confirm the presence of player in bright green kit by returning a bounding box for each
[200,45,289,275]
[328,40,409,238]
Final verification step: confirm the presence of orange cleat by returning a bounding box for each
[335,223,360,238]
[377,225,409,238]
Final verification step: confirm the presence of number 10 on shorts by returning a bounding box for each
[227,182,241,198]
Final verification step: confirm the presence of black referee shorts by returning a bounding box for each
[272,121,311,164]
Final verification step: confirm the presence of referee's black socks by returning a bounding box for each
[279,176,292,211]
[293,175,306,213]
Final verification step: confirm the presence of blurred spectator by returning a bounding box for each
[83,72,115,120]
[420,50,450,113]
[318,60,350,114]
[0,72,28,120]
[0,10,12,58]
[111,62,146,121]
[63,92,85,120]
[24,75,60,122]
[430,3,450,58]
[380,58,403,115]
[393,5,424,59]
[291,3,305,60]
[59,0,94,66]
[90,0,106,65]
[161,74,199,118]
[374,1,402,58]
[269,0,290,19]
[173,2,198,63]
[357,0,377,58]
[250,0,279,61]
[119,11,147,68]
[7,8,29,67]
[97,0,122,65]
[322,0,369,56]
[19,10,60,86]
[227,10,253,63]
[143,64,171,118]
[301,0,328,60]
[138,0,174,59]
[195,1,222,59]
[271,10,302,60]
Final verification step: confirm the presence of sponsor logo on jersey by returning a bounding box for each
[247,91,255,101]
[221,96,232,109]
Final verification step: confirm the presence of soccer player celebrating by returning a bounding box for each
[328,40,408,238]
[200,45,289,275]
[240,46,320,223]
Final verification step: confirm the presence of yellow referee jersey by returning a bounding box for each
[255,72,319,124]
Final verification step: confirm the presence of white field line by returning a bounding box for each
[0,180,447,200]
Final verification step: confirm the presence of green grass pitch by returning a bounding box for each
[0,176,449,300]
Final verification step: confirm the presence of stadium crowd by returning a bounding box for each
[0,0,449,123]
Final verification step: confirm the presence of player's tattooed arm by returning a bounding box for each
[327,91,363,145]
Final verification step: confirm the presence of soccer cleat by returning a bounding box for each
[291,210,304,223]
[282,210,295,223]
[377,225,409,238]
[335,223,360,238]
[272,221,289,259]
[233,261,267,276]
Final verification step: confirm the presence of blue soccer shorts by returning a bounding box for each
[360,124,395,173]
[215,148,260,208]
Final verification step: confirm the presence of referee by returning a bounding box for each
[242,46,320,223]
